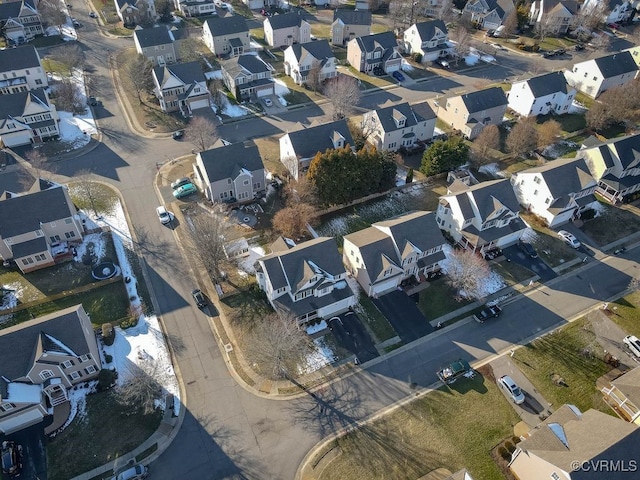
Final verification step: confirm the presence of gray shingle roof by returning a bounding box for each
[288,39,333,63]
[354,31,397,54]
[608,133,640,170]
[370,102,435,134]
[134,26,174,48]
[459,87,508,114]
[284,119,354,159]
[526,71,569,97]
[0,88,50,121]
[454,179,520,221]
[522,157,596,199]
[198,143,264,183]
[0,185,75,239]
[374,211,446,255]
[235,54,270,74]
[0,0,36,20]
[204,15,248,37]
[266,12,304,30]
[344,227,401,282]
[0,305,92,381]
[153,61,205,87]
[0,45,41,73]
[413,19,447,42]
[593,51,638,79]
[333,8,372,25]
[11,235,47,258]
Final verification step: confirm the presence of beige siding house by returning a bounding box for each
[331,9,371,46]
[202,15,250,57]
[152,61,210,115]
[362,101,436,152]
[436,87,507,140]
[263,12,310,47]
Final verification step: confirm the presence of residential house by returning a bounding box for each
[242,0,277,9]
[176,0,216,17]
[437,179,526,253]
[600,366,640,425]
[202,15,250,57]
[134,26,178,66]
[152,61,210,115]
[509,405,640,480]
[362,101,436,152]
[436,87,508,140]
[0,88,59,148]
[264,12,310,47]
[564,51,638,98]
[255,237,356,324]
[343,211,447,297]
[507,71,576,117]
[511,157,598,227]
[403,20,450,63]
[347,31,402,75]
[220,54,274,101]
[192,143,266,203]
[627,45,640,68]
[463,0,515,30]
[331,9,371,46]
[578,133,640,203]
[0,305,101,435]
[529,0,578,35]
[279,119,354,179]
[0,0,43,45]
[0,184,83,273]
[0,45,48,95]
[283,40,337,85]
[582,0,635,24]
[114,0,157,27]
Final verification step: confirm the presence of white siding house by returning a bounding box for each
[564,51,638,98]
[507,71,576,117]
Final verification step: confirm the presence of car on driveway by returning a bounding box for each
[392,70,405,82]
[608,23,620,29]
[473,304,502,323]
[623,335,640,357]
[191,289,207,308]
[435,58,450,68]
[173,183,197,199]
[171,177,191,189]
[518,240,538,258]
[499,375,525,404]
[156,206,171,225]
[1,441,23,477]
[262,97,273,107]
[557,230,581,248]
[111,464,148,480]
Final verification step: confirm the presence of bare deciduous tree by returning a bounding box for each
[445,248,492,301]
[389,0,412,31]
[283,174,318,205]
[571,2,605,31]
[69,171,117,216]
[124,54,153,104]
[537,119,561,148]
[306,61,322,93]
[506,117,538,156]
[177,37,207,63]
[534,16,562,41]
[208,78,226,112]
[53,78,85,113]
[450,24,471,62]
[502,8,518,36]
[51,44,85,72]
[115,360,164,415]
[589,33,611,51]
[433,0,455,22]
[39,0,67,32]
[245,312,315,379]
[187,205,233,280]
[273,203,318,239]
[185,116,218,152]
[470,124,500,166]
[24,149,48,185]
[323,75,361,121]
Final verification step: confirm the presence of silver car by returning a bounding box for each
[111,464,148,480]
[499,375,525,405]
[557,230,581,248]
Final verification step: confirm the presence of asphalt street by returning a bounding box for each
[12,9,639,479]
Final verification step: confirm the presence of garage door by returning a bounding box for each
[189,98,210,110]
[372,277,399,297]
[3,130,32,148]
[0,408,44,434]
[255,87,273,98]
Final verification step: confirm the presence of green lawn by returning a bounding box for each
[574,92,595,109]
[606,290,640,338]
[492,260,535,285]
[520,213,579,267]
[356,294,396,342]
[317,368,519,480]
[536,113,586,133]
[418,277,471,321]
[580,202,640,246]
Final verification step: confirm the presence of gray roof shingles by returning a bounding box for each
[0,88,50,122]
[354,31,397,54]
[371,102,435,134]
[413,19,447,42]
[0,45,41,73]
[198,143,264,184]
[204,15,248,37]
[153,61,205,86]
[289,39,334,63]
[526,71,569,97]
[374,211,446,255]
[134,26,174,48]
[460,87,508,114]
[266,12,303,30]
[285,119,354,159]
[523,157,595,199]
[333,9,372,25]
[593,51,638,79]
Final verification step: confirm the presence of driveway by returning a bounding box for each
[502,244,558,282]
[590,309,640,366]
[491,356,551,427]
[373,290,433,343]
[0,424,47,480]
[328,311,379,364]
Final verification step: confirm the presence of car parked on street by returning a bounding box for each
[172,130,184,140]
[557,230,581,248]
[171,177,191,189]
[191,289,207,308]
[499,375,525,404]
[156,206,171,225]
[473,304,502,323]
[111,464,148,480]
[518,240,538,258]
[392,70,405,82]
[89,11,97,17]
[1,441,23,477]
[623,335,640,357]
[173,183,197,199]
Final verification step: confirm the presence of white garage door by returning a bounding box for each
[372,278,399,297]
[189,99,210,110]
[255,87,273,98]
[0,408,44,434]
[3,130,32,148]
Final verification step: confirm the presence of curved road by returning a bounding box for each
[46,9,639,479]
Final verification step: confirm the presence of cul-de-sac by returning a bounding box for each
[1,0,640,478]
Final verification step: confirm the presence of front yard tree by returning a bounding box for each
[450,25,471,62]
[506,117,538,157]
[273,203,318,239]
[39,0,66,33]
[178,37,207,64]
[70,171,117,217]
[470,124,500,166]
[185,116,218,153]
[306,61,323,93]
[208,78,226,112]
[537,119,562,148]
[54,78,85,113]
[420,134,469,176]
[51,43,85,72]
[323,75,361,121]
[502,8,518,36]
[125,54,153,104]
[115,360,164,415]
[188,204,233,280]
[155,0,173,21]
[445,248,492,301]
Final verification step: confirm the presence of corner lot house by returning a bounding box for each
[403,20,449,63]
[263,12,310,48]
[0,88,59,148]
[0,305,101,434]
[0,0,43,45]
[283,40,337,86]
[463,0,515,30]
[510,405,640,480]
[134,26,177,66]
[511,157,598,227]
[600,366,640,424]
[279,119,354,179]
[579,133,640,203]
[436,86,508,140]
[114,0,157,27]
[362,101,436,152]
[343,211,447,297]
[507,71,576,117]
[221,54,274,101]
[564,51,638,98]
[529,0,577,35]
[0,45,48,95]
[347,31,402,75]
[202,15,250,57]
[437,179,526,253]
[152,61,209,115]
[256,237,356,324]
[0,184,83,273]
[193,143,266,203]
[331,9,371,46]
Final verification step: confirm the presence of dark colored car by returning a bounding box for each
[554,48,566,56]
[172,130,184,140]
[473,304,502,323]
[191,289,206,308]
[1,441,22,477]
[518,240,538,258]
[88,96,100,106]
[170,177,190,189]
[542,50,556,58]
[574,43,585,51]
[392,70,405,82]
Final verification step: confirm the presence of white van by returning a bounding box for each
[111,465,148,480]
[492,25,505,37]
[624,335,640,357]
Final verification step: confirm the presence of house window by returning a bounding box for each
[36,79,42,85]
[534,189,538,195]
[0,403,16,412]
[65,231,76,239]
[50,235,61,243]
[253,182,261,189]
[383,268,393,277]
[65,218,73,224]
[80,354,92,362]
[39,370,55,380]
[551,474,560,480]
[227,179,232,184]
[35,230,43,237]
[534,176,541,184]
[22,257,34,266]
[62,360,74,368]
[35,253,46,261]
[243,180,249,186]
[69,371,81,380]
[85,365,97,374]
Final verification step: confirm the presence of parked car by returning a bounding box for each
[191,289,207,308]
[88,96,100,106]
[437,359,473,384]
[262,97,273,107]
[173,183,197,199]
[435,57,450,68]
[171,177,191,189]
[623,335,640,357]
[554,48,566,56]
[557,230,581,248]
[608,23,620,30]
[499,375,525,404]
[542,50,556,58]
[72,18,80,27]
[574,43,584,51]
[89,11,97,17]
[473,304,502,323]
[490,42,506,51]
[1,441,22,477]
[156,206,171,225]
[392,70,405,82]
[518,240,538,258]
[111,464,149,480]
[172,130,184,140]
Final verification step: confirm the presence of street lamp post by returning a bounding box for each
[409,1,418,26]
